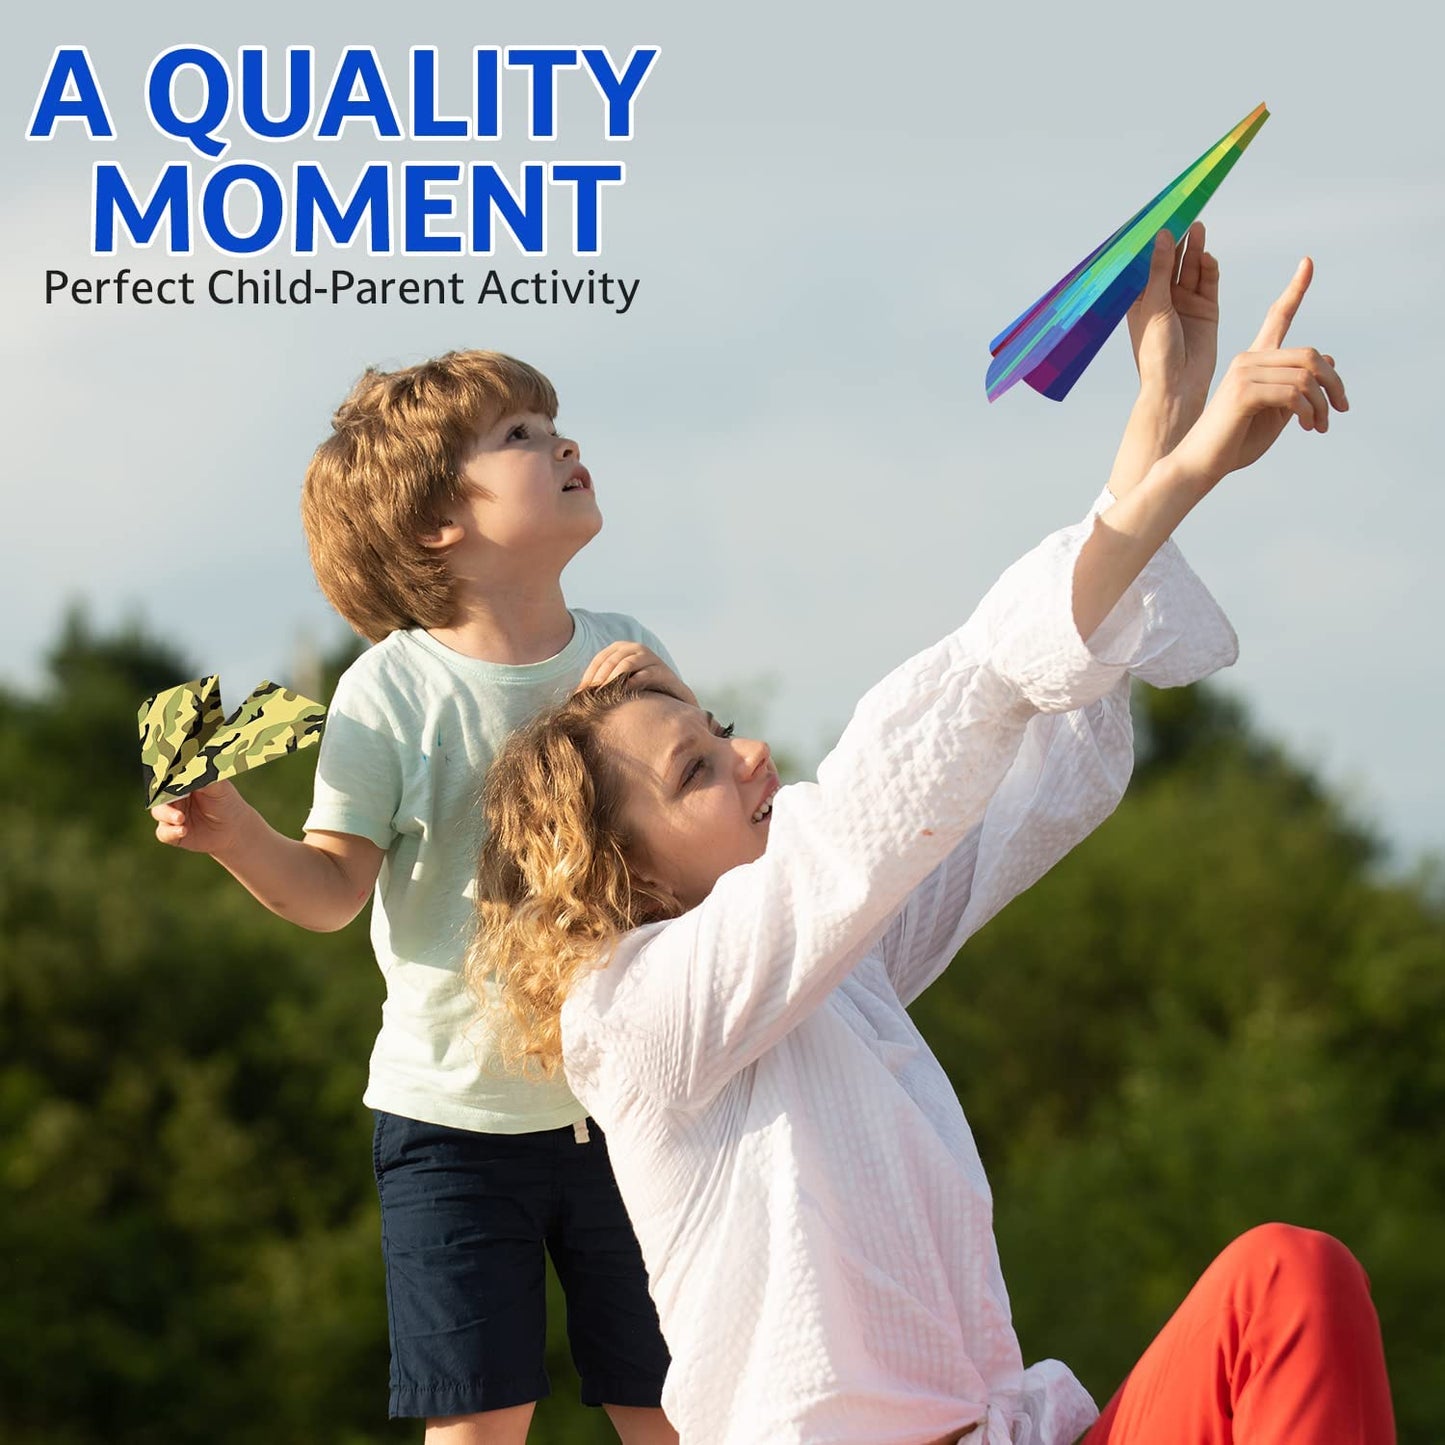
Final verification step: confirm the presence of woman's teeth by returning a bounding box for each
[751,797,774,824]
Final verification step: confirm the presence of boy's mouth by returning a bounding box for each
[562,466,593,493]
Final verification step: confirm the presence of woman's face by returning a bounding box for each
[598,693,780,910]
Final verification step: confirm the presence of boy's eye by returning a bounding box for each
[506,423,530,442]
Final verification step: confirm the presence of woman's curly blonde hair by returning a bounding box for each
[468,676,683,1077]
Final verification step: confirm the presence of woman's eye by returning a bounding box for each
[715,722,736,740]
[682,758,705,787]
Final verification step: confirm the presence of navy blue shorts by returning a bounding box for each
[372,1111,670,1419]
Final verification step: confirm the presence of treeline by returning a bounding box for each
[2,615,1441,1442]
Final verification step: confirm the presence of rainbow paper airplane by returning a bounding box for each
[986,102,1269,403]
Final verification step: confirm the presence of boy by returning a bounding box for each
[151,351,682,1444]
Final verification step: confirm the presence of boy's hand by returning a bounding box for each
[153,780,382,931]
[1128,223,1220,425]
[151,779,252,856]
[578,643,698,707]
[1173,257,1347,487]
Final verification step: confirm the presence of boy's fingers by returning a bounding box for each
[578,643,633,688]
[1250,257,1313,351]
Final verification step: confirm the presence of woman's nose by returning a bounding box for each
[734,737,771,778]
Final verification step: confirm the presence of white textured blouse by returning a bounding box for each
[561,499,1238,1445]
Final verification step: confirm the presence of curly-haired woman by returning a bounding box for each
[469,250,1392,1445]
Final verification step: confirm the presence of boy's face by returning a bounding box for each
[449,409,601,562]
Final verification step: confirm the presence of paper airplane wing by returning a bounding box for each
[139,676,326,807]
[987,103,1269,403]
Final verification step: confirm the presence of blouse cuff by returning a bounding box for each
[1089,484,1240,688]
[986,490,1238,711]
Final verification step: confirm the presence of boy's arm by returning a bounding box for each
[1108,224,1220,502]
[152,780,384,931]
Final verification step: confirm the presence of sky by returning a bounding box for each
[3,0,1442,865]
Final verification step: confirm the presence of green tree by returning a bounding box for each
[2,619,1441,1440]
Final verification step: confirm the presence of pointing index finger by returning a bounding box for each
[1251,256,1313,351]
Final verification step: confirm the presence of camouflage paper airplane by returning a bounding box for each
[139,675,326,808]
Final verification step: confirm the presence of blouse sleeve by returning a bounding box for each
[877,504,1237,1005]
[563,507,1235,1112]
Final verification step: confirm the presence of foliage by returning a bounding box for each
[2,620,1441,1440]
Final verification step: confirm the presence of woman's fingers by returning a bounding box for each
[1175,221,1204,292]
[1250,257,1314,350]
[1247,349,1347,426]
[1167,221,1202,294]
[1132,230,1177,327]
[1233,363,1335,431]
[1195,249,1220,309]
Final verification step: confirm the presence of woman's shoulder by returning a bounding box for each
[564,922,670,1021]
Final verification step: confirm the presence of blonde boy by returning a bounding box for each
[152,351,681,1445]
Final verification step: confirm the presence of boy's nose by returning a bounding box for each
[555,434,580,459]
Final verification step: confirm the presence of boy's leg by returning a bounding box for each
[600,1405,680,1445]
[373,1111,553,1424]
[1080,1223,1395,1445]
[425,1404,535,1444]
[545,1120,676,1443]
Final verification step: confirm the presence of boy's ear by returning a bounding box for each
[417,517,466,550]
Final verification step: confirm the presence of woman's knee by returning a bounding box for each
[1219,1221,1371,1304]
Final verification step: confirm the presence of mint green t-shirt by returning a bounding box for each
[305,610,677,1133]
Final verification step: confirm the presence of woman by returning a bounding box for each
[469,262,1392,1444]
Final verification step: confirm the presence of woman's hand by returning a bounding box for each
[1128,221,1221,425]
[1108,225,1221,501]
[1172,257,1348,488]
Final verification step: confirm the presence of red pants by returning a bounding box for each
[1080,1224,1395,1445]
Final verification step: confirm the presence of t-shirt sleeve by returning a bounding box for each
[304,663,403,850]
[637,622,680,676]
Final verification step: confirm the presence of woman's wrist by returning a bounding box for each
[1134,383,1199,450]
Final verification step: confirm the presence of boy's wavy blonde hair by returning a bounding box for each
[302,350,558,643]
[469,677,684,1077]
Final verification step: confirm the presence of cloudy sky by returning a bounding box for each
[4,0,1441,864]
